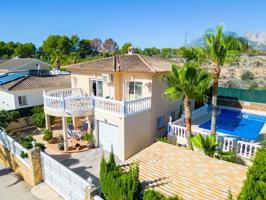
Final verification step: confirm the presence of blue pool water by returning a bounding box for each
[199,108,266,140]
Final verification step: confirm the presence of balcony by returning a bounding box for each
[43,88,152,117]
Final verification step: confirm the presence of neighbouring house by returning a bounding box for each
[0,57,51,74]
[0,73,70,110]
[43,50,182,160]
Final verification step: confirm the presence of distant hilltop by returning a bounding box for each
[245,32,266,50]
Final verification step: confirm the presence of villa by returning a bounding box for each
[43,49,182,160]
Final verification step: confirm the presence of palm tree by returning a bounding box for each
[182,25,243,136]
[164,62,211,149]
[190,134,218,157]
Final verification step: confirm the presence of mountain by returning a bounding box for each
[245,32,266,50]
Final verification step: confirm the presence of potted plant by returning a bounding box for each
[82,132,94,148]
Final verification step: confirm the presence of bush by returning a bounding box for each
[156,137,169,144]
[240,70,254,81]
[20,136,46,151]
[100,149,140,200]
[218,151,237,163]
[58,143,64,151]
[238,141,266,199]
[144,189,180,200]
[32,106,45,128]
[20,151,28,159]
[0,110,19,130]
[82,133,93,142]
[43,129,53,141]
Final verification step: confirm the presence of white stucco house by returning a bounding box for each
[0,57,51,74]
[0,74,70,111]
[43,50,183,160]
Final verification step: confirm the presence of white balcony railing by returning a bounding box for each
[43,88,152,117]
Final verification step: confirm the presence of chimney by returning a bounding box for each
[127,46,136,55]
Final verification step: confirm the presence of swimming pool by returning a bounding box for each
[199,108,266,140]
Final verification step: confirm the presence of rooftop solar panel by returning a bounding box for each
[0,73,26,85]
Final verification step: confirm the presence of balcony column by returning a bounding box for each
[45,114,51,130]
[93,119,99,147]
[62,117,68,151]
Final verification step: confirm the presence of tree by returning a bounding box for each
[190,134,218,157]
[164,62,211,149]
[120,42,132,54]
[90,38,102,54]
[238,141,266,199]
[14,43,36,58]
[143,189,180,200]
[32,106,45,128]
[142,47,160,56]
[79,39,92,58]
[100,150,140,200]
[102,38,119,54]
[0,110,19,130]
[182,25,243,136]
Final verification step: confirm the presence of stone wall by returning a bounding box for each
[0,144,42,187]
[6,116,34,132]
[218,98,266,112]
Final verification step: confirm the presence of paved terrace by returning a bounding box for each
[126,142,247,200]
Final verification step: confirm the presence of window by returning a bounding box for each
[18,96,27,106]
[156,116,165,130]
[91,80,103,97]
[127,81,142,100]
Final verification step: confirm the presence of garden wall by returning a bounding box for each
[6,116,34,132]
[0,143,42,186]
[218,98,266,112]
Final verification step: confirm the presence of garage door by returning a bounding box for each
[99,121,119,155]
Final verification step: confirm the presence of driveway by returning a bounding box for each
[0,163,39,200]
[50,148,121,186]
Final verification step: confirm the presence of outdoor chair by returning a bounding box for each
[81,123,88,132]
[67,129,78,139]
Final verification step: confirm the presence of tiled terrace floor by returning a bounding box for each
[126,142,247,200]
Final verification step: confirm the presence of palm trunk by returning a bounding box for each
[210,66,220,136]
[184,95,192,149]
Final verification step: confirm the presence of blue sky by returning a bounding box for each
[0,0,266,48]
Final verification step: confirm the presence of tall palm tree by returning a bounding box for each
[182,25,243,136]
[164,62,211,149]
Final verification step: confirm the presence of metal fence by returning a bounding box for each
[0,130,31,167]
[218,87,266,104]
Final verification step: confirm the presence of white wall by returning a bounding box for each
[0,90,16,110]
[13,89,45,109]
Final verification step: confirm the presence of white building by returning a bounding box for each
[0,74,70,110]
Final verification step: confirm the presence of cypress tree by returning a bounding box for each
[238,141,266,199]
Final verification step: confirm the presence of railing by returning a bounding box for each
[94,97,124,115]
[124,96,152,116]
[41,151,91,200]
[44,88,152,117]
[0,130,31,167]
[236,141,260,159]
[167,123,261,159]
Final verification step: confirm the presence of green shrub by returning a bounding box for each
[218,151,237,163]
[0,110,19,130]
[43,129,53,141]
[58,135,64,143]
[32,106,45,128]
[156,137,169,144]
[143,189,180,200]
[20,136,46,151]
[240,70,254,81]
[190,134,218,157]
[238,141,266,199]
[20,151,28,159]
[82,133,93,142]
[58,143,64,151]
[249,82,258,90]
[100,149,140,200]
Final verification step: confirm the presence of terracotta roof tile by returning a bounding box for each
[0,75,71,91]
[65,54,174,73]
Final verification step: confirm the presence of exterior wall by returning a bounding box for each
[151,74,182,137]
[123,110,152,159]
[71,72,152,101]
[0,90,16,110]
